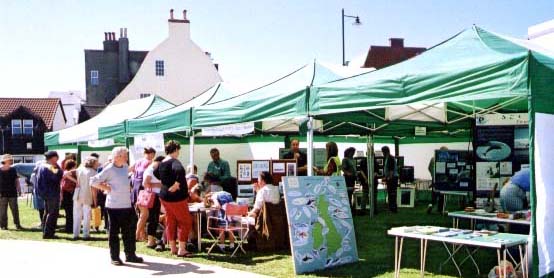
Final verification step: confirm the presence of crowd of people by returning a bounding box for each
[0,137,407,265]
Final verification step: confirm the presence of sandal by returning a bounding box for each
[177,252,193,258]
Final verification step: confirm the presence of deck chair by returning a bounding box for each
[207,203,250,257]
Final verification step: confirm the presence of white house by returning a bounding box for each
[110,9,222,105]
[48,91,85,127]
[528,19,554,50]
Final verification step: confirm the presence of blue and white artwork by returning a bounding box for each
[282,176,359,274]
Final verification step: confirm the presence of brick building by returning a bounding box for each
[0,98,66,163]
[363,38,426,69]
[82,29,148,121]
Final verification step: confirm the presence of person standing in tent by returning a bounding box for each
[427,146,448,214]
[314,141,342,176]
[381,146,398,213]
[36,151,64,239]
[91,147,143,265]
[130,147,155,241]
[342,147,357,210]
[283,138,308,176]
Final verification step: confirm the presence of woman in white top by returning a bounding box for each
[143,156,164,248]
[73,157,99,239]
[249,171,280,218]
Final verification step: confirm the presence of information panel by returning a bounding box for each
[282,176,358,274]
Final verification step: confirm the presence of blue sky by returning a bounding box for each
[1,0,553,98]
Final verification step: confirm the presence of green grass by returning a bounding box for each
[0,198,499,277]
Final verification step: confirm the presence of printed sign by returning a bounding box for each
[252,160,270,180]
[282,176,358,274]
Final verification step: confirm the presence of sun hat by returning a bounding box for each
[1,154,13,164]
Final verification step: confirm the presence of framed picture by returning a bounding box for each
[273,162,285,173]
[376,158,384,166]
[252,160,270,179]
[286,162,297,176]
[238,162,252,182]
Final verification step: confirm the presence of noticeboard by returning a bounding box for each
[433,150,474,191]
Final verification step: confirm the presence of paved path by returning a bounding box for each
[1,240,269,277]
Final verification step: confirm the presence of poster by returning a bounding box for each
[476,162,500,191]
[286,162,297,176]
[282,176,358,274]
[434,150,473,191]
[252,160,270,179]
[273,162,285,173]
[237,163,252,182]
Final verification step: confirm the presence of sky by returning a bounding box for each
[1,0,553,98]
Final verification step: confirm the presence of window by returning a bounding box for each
[24,156,35,163]
[11,120,22,135]
[90,70,99,86]
[155,60,164,76]
[23,119,33,135]
[12,156,23,164]
[139,93,151,99]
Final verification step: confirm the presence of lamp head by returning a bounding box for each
[354,16,362,25]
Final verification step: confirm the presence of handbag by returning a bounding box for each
[137,188,156,208]
[91,207,102,228]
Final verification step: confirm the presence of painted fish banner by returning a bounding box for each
[282,176,359,274]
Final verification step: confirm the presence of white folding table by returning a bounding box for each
[388,226,528,278]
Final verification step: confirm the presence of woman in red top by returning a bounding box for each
[61,159,78,234]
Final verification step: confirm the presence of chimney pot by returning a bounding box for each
[104,32,108,41]
[183,9,187,20]
[120,28,123,38]
[170,9,174,19]
[124,28,127,38]
[112,32,116,40]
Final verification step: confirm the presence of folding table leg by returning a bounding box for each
[394,236,404,278]
[420,239,428,278]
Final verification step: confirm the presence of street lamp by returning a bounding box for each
[342,8,362,66]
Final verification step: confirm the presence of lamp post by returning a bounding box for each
[342,8,362,66]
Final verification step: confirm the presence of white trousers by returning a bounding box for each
[73,200,91,238]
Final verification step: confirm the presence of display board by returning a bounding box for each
[236,159,294,185]
[433,150,474,191]
[374,155,404,179]
[474,113,529,197]
[282,176,358,274]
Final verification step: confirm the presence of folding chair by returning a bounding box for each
[206,203,250,257]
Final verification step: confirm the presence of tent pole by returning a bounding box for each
[189,129,194,167]
[367,133,375,219]
[394,137,400,156]
[307,117,314,176]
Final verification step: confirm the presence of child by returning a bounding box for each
[205,190,235,252]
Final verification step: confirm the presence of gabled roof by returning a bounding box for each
[0,98,65,129]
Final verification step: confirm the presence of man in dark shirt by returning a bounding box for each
[36,151,64,239]
[382,146,398,213]
[0,154,22,230]
[283,139,307,176]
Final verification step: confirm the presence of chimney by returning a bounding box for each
[118,27,130,83]
[168,8,190,39]
[103,31,119,52]
[390,38,404,48]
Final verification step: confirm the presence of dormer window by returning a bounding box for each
[155,60,165,76]
[11,119,33,136]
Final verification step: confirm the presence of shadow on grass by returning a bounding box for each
[123,261,215,276]
[199,251,289,266]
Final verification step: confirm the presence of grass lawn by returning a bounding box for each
[0,197,500,277]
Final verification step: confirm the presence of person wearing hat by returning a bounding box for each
[0,154,22,230]
[36,151,64,239]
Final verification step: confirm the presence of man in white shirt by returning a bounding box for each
[249,171,280,218]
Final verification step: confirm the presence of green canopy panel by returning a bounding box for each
[193,61,371,129]
[44,96,174,146]
[125,83,236,136]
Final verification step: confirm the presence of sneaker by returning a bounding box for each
[218,244,226,253]
[111,258,124,266]
[125,255,144,263]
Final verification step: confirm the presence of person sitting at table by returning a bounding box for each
[248,171,280,219]
[186,185,203,251]
[203,172,223,193]
[500,168,530,212]
[186,164,199,190]
[205,190,236,253]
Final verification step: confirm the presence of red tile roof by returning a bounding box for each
[363,41,426,69]
[0,98,65,129]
